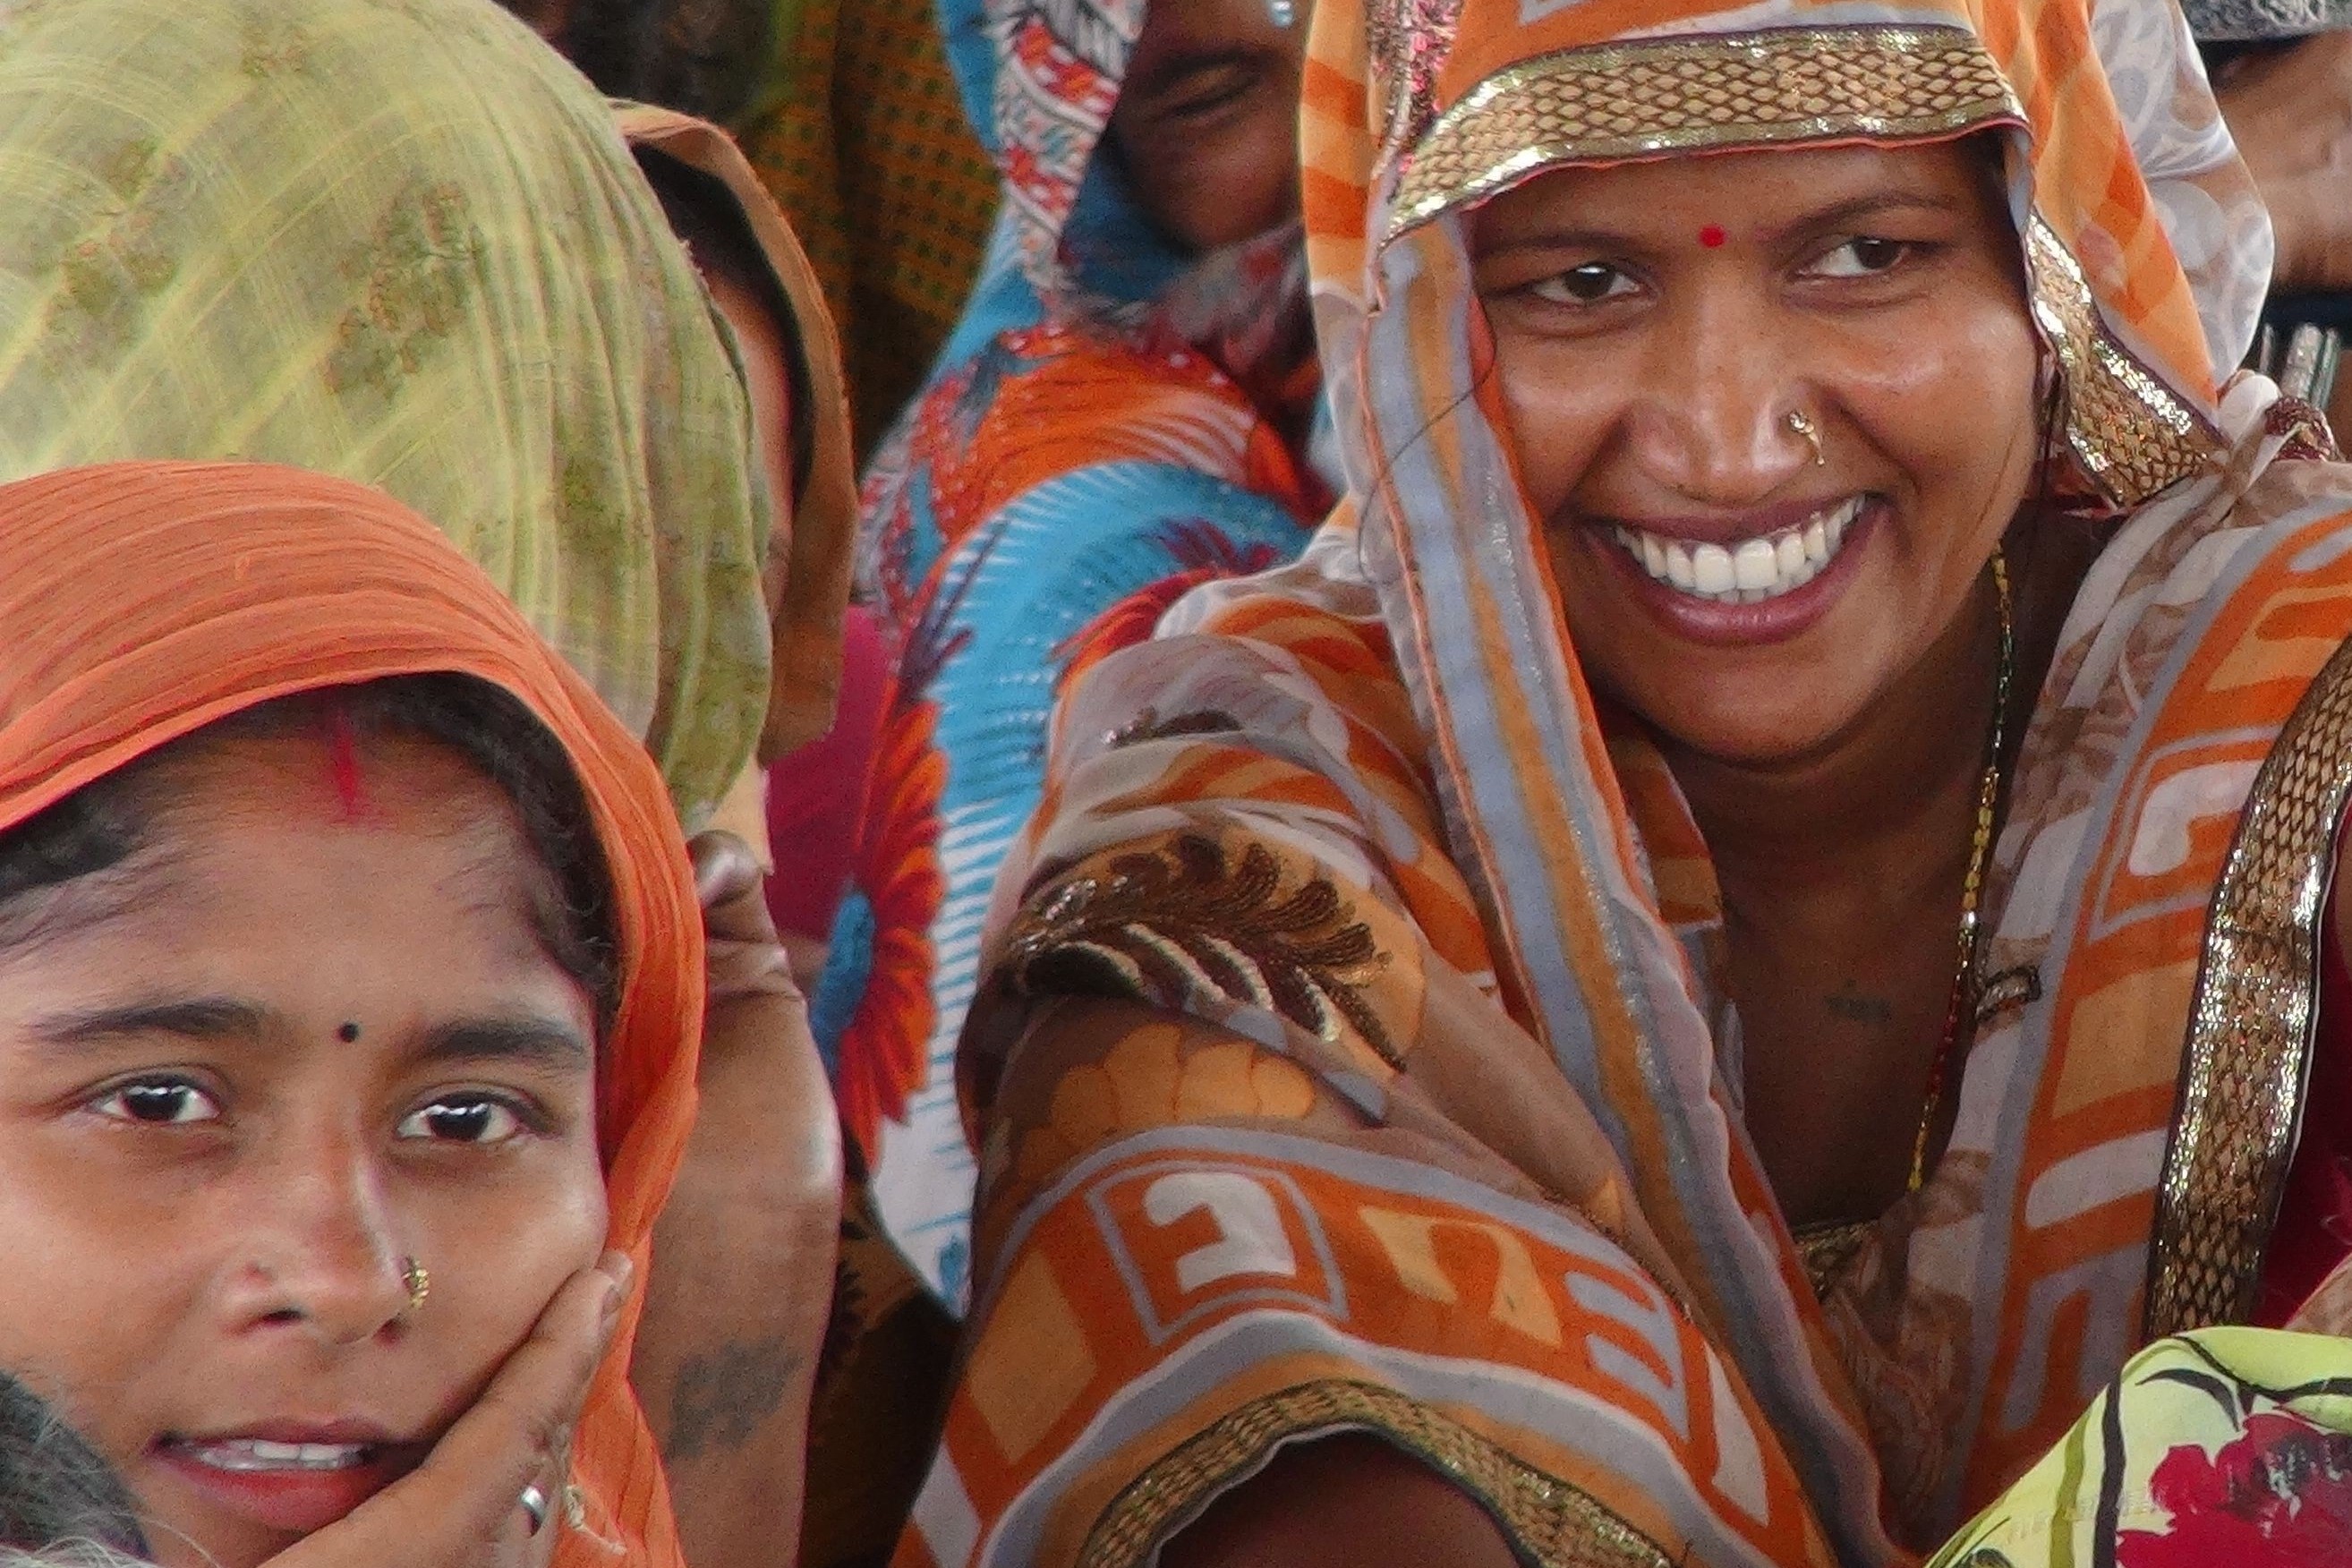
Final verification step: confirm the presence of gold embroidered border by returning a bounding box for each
[1390,26,2020,235]
[2145,629,2352,1337]
[1076,1379,1677,1568]
[2023,218,2221,507]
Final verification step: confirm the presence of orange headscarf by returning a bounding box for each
[0,460,703,1568]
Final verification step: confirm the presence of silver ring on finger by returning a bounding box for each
[518,1483,550,1536]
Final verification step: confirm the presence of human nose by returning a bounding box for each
[1624,285,1819,507]
[229,1128,413,1346]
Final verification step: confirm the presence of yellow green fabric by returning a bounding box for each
[0,0,772,828]
[1926,1328,2352,1566]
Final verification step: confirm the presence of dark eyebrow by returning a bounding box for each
[1476,191,1970,261]
[31,997,270,1052]
[414,1017,592,1073]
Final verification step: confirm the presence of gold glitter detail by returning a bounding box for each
[1076,1380,1676,1568]
[1391,26,2020,235]
[1792,1219,1873,1298]
[2024,219,2222,507]
[2144,631,2352,1336]
[1366,0,1465,164]
[1004,832,1402,1068]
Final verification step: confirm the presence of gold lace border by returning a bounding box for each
[1390,26,2020,235]
[2145,628,2352,1336]
[1076,1378,1677,1568]
[1384,26,2221,507]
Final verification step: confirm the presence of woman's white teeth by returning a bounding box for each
[187,1438,371,1472]
[1612,498,1862,605]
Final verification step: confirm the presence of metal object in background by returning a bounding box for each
[2250,320,2343,408]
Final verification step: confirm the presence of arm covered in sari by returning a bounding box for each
[899,556,1845,1568]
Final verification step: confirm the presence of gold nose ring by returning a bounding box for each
[398,1256,430,1320]
[1785,409,1826,466]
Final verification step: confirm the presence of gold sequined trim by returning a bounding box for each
[1076,1379,1676,1568]
[1792,1218,1874,1299]
[1390,26,2020,235]
[2144,631,2352,1336]
[2024,218,2222,507]
[1004,832,1403,1067]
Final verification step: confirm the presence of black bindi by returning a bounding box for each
[337,1021,362,1044]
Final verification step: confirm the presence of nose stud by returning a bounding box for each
[1785,409,1826,467]
[397,1256,430,1322]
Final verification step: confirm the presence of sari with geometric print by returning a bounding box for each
[893,0,2352,1558]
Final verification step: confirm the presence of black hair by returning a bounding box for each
[0,675,620,1032]
[634,147,817,503]
[0,1375,144,1559]
[495,1,774,132]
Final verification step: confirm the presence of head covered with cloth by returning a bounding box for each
[0,0,857,826]
[900,0,2352,1555]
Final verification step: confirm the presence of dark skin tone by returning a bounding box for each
[1065,136,2352,1568]
[1107,0,1308,253]
[628,243,840,1568]
[1151,140,2056,1565]
[1470,140,2049,1226]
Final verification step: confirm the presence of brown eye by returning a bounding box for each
[1528,262,1635,305]
[1810,236,1914,277]
[91,1078,219,1125]
[397,1094,525,1145]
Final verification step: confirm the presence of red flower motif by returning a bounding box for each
[827,682,948,1165]
[2117,1410,2352,1566]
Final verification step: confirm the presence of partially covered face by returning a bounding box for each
[0,729,606,1568]
[1469,138,2041,766]
[1109,0,1308,253]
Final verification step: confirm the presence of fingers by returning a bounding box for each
[689,830,799,1004]
[266,1252,634,1568]
[689,831,763,914]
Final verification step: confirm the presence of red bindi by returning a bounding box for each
[1699,225,1727,249]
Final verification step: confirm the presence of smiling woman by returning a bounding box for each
[899,0,2352,1559]
[0,462,706,1568]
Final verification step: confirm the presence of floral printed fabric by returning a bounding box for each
[1928,1328,2352,1566]
[818,0,1326,1299]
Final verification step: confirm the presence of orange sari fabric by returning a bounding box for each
[0,460,704,1568]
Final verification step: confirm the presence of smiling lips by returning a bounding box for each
[1609,494,1863,605]
[176,1436,377,1472]
[156,1427,427,1536]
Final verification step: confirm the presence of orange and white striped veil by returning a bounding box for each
[917,0,2352,1556]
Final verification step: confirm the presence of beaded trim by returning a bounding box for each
[1390,26,2019,234]
[1384,25,2225,508]
[2022,217,2221,507]
[2144,630,2352,1336]
[1076,1379,1677,1568]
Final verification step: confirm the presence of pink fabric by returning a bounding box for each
[765,604,888,938]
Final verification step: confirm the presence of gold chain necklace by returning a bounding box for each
[1792,552,2013,1294]
[1906,548,2014,1193]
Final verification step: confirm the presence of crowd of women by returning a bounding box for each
[1,0,2351,1563]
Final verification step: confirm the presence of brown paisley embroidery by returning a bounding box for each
[1004,832,1403,1068]
[324,182,484,399]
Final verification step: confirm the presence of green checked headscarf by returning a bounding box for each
[0,0,771,828]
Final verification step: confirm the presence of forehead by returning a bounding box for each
[1,732,573,993]
[1469,139,1998,235]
